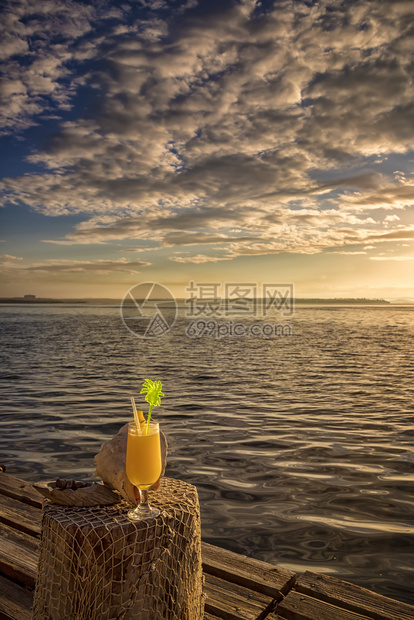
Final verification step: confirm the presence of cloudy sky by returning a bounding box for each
[1,0,413,300]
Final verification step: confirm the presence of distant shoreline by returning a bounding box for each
[0,297,401,305]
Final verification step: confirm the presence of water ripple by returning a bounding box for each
[0,305,413,604]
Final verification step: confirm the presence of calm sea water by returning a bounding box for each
[1,304,413,604]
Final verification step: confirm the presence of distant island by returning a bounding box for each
[292,298,391,305]
[0,297,87,304]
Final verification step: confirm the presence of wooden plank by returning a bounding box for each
[0,473,43,509]
[0,522,39,554]
[0,574,33,620]
[0,523,38,588]
[295,571,414,620]
[0,494,41,537]
[202,541,295,600]
[1,471,412,620]
[274,591,371,620]
[204,572,274,620]
[204,612,223,620]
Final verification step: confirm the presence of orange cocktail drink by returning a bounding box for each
[126,422,162,489]
[126,421,162,520]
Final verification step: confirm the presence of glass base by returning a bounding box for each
[127,505,160,521]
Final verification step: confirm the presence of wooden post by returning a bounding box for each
[33,478,204,620]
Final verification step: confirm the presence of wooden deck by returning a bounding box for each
[1,470,413,620]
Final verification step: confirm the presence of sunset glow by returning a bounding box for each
[1,0,414,300]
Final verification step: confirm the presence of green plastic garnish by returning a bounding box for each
[140,378,164,434]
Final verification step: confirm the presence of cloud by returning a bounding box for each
[330,251,367,255]
[169,253,233,263]
[38,205,413,259]
[367,228,414,242]
[370,255,414,261]
[0,257,150,274]
[1,0,414,262]
[339,178,414,211]
[0,254,22,261]
[0,0,101,133]
[162,231,259,246]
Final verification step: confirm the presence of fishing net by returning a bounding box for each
[33,477,204,620]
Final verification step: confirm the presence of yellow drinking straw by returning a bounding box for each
[130,397,146,433]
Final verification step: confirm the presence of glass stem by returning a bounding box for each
[139,488,150,513]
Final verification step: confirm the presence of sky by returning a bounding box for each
[0,0,414,300]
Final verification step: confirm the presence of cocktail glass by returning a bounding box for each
[126,421,162,520]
